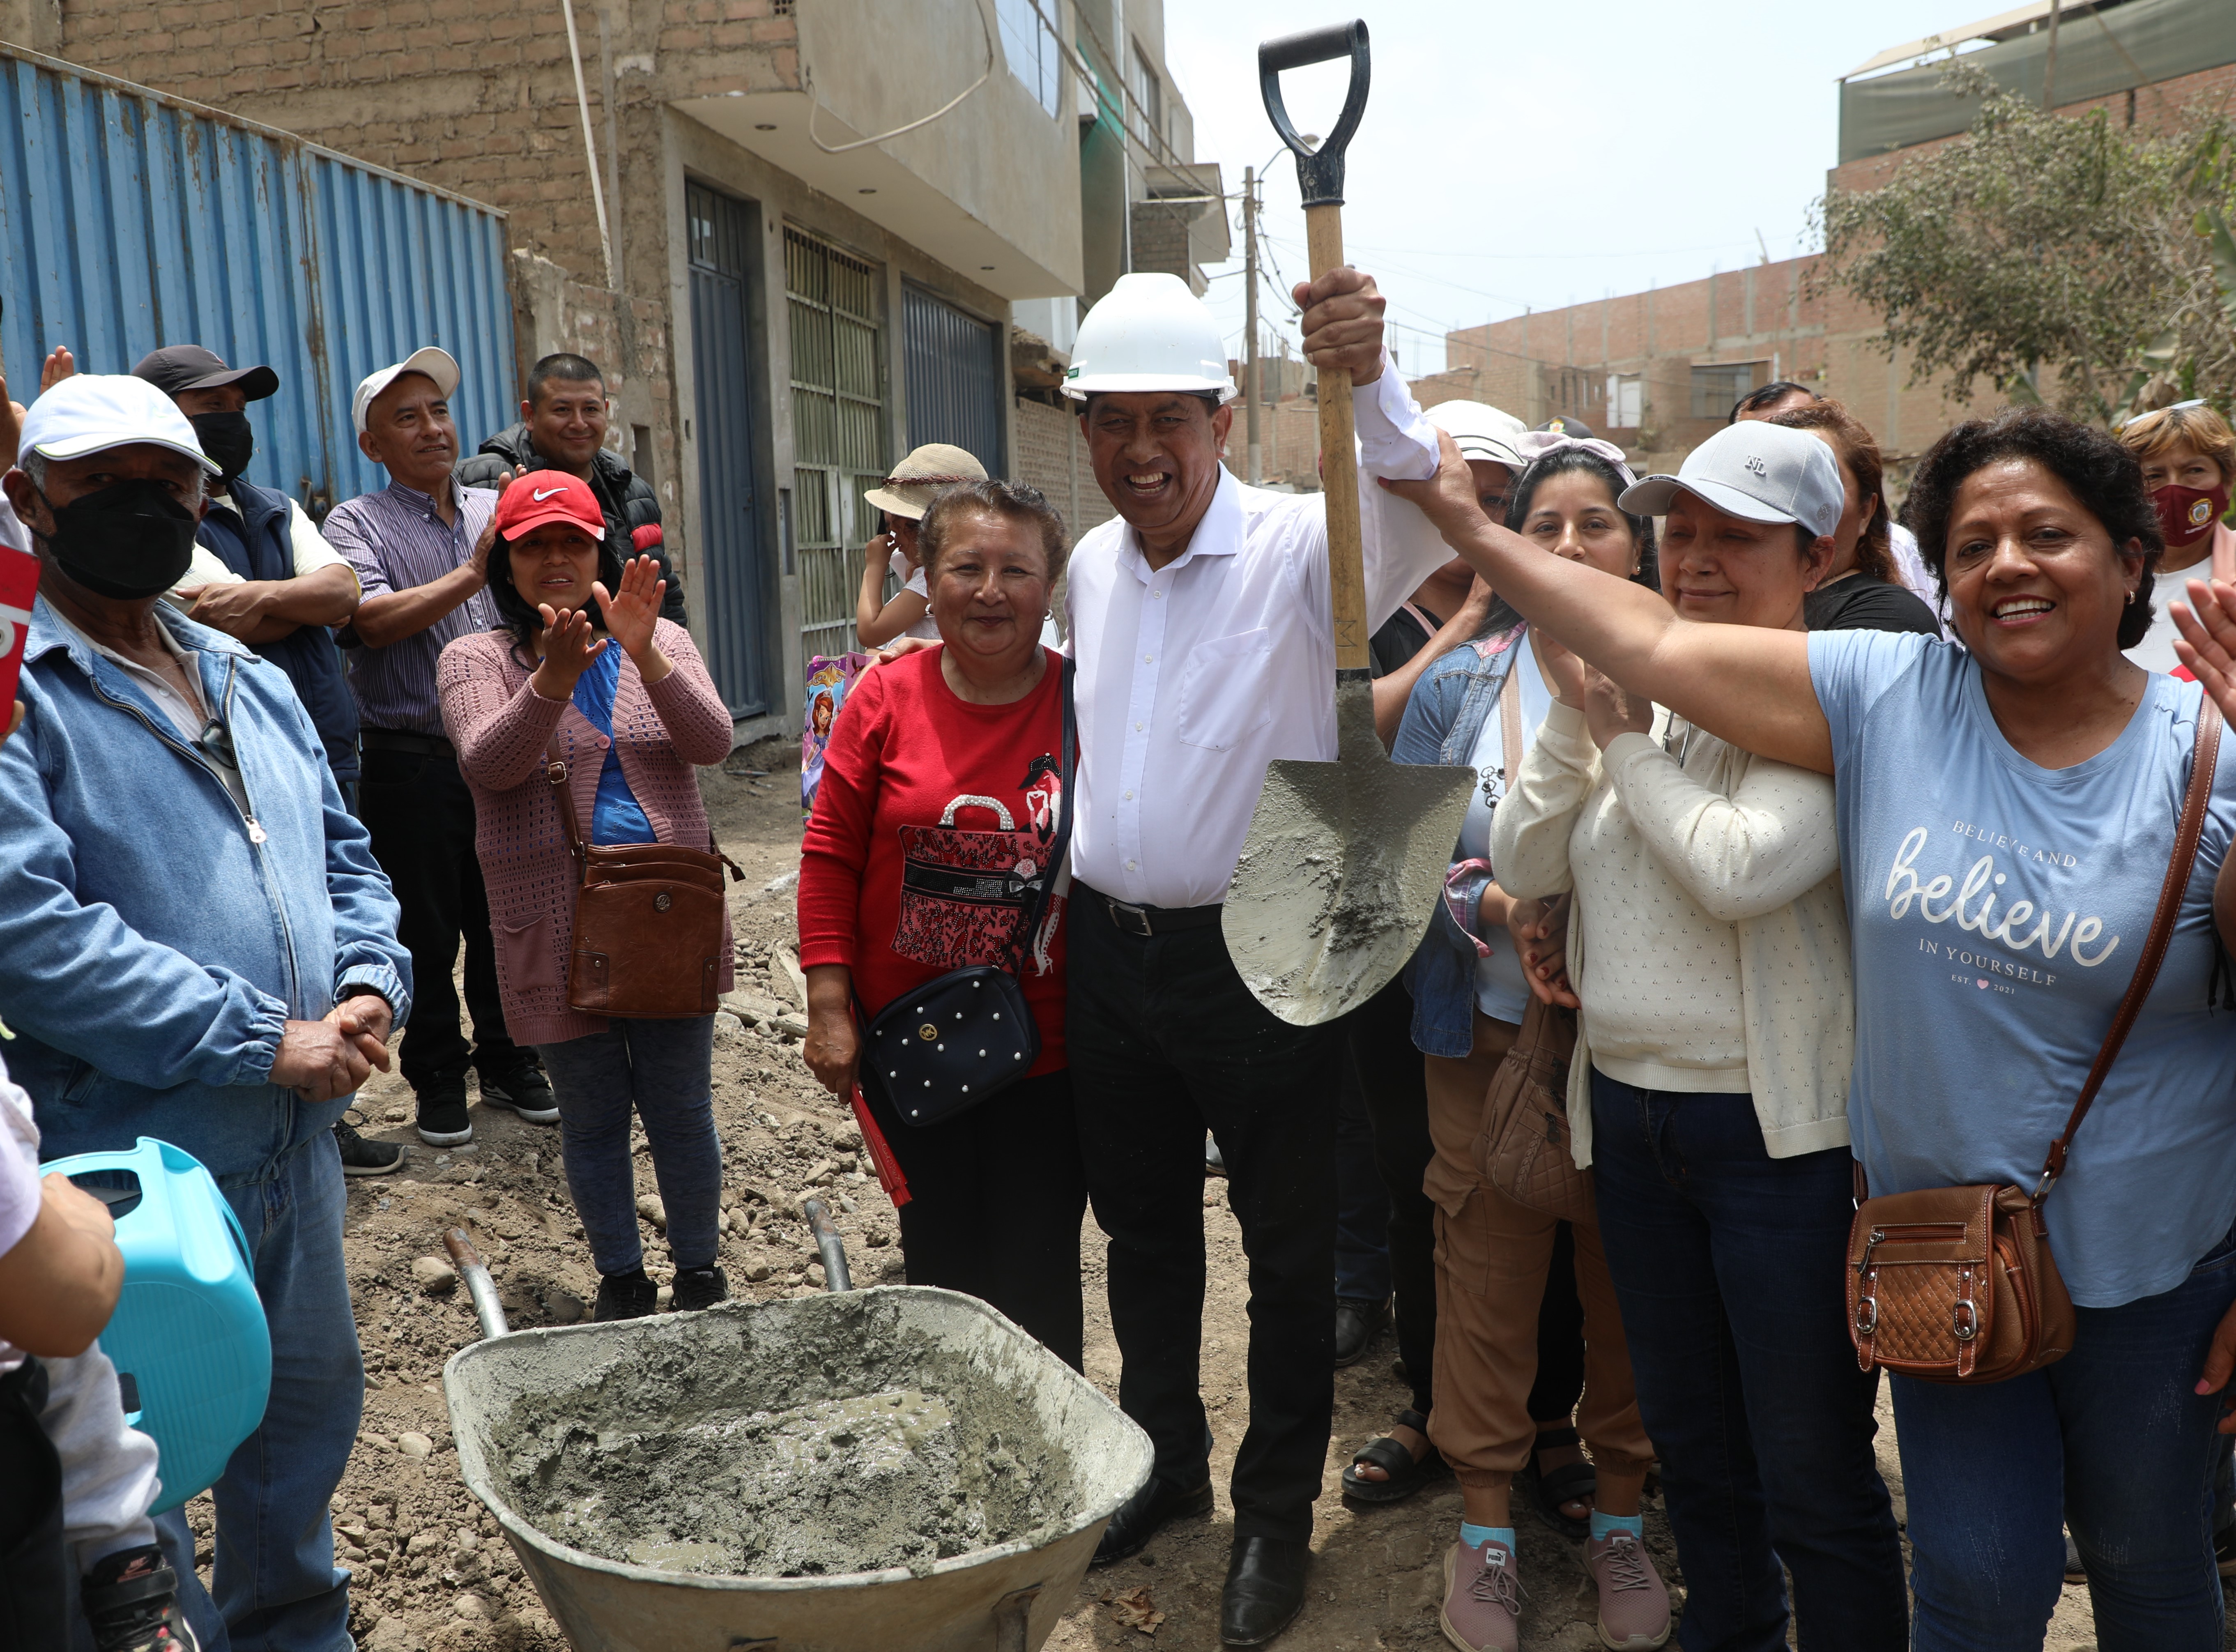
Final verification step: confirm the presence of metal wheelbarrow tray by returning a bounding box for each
[443,1285,1153,1652]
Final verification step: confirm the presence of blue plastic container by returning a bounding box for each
[42,1137,271,1513]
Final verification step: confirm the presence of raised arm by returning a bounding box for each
[1383,434,1832,774]
[1483,702,1596,902]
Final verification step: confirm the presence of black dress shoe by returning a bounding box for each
[1333,1296,1388,1368]
[1093,1474,1214,1566]
[1220,1535,1310,1646]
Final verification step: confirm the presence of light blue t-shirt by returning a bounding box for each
[1456,642,1555,1024]
[1810,629,2236,1307]
[569,645,657,847]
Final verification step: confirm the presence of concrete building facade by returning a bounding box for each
[22,0,1215,733]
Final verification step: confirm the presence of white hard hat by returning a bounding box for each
[1426,400,1527,471]
[1064,273,1238,404]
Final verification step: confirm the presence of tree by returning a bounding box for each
[1819,62,2236,425]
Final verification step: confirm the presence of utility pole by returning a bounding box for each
[1244,165,1262,485]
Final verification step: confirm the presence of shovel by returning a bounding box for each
[1222,19,1476,1028]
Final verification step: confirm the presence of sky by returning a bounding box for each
[1161,0,1999,377]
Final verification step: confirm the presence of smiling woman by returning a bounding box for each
[1387,405,2236,1647]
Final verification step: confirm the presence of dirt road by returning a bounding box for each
[180,745,2162,1650]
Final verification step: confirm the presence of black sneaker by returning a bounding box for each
[83,1544,198,1652]
[333,1115,404,1177]
[415,1077,473,1147]
[593,1268,659,1321]
[672,1265,729,1312]
[476,1058,559,1125]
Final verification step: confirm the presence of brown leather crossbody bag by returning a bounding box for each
[544,736,743,1019]
[1847,700,2221,1384]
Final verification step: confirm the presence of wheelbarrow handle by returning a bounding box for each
[1257,19,1369,207]
[444,1226,511,1342]
[800,1197,853,1293]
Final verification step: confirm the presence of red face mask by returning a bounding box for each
[2154,482,2231,550]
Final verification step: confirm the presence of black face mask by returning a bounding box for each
[36,479,200,601]
[188,411,254,484]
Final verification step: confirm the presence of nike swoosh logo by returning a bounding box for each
[532,487,567,501]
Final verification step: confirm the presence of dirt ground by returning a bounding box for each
[170,741,2170,1651]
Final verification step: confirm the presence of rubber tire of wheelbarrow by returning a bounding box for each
[1340,1408,1452,1505]
[1518,1447,1596,1542]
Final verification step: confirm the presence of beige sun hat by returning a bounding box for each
[863,442,989,519]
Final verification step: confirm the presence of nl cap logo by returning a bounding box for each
[1744,454,1769,478]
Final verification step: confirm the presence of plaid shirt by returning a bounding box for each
[325,478,501,737]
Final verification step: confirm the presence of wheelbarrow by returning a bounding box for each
[438,1206,1153,1651]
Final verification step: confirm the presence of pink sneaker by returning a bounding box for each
[1586,1530,1671,1650]
[1439,1537,1523,1652]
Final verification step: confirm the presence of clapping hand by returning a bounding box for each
[1581,664,1654,751]
[2172,580,2236,730]
[467,469,517,583]
[533,601,607,698]
[598,555,667,661]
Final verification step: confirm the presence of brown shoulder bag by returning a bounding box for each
[1847,700,2221,1384]
[545,737,744,1019]
[1478,672,1599,1226]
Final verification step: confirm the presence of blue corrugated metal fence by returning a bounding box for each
[0,44,513,515]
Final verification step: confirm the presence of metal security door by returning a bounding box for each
[687,184,768,717]
[903,285,1003,475]
[786,227,885,662]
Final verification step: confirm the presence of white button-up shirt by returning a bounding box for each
[1065,364,1450,909]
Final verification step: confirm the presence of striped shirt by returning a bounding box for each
[326,478,501,737]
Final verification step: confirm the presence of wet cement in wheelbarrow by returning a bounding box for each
[485,1295,1078,1580]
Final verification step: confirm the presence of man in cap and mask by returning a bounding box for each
[0,373,412,1652]
[131,346,361,796]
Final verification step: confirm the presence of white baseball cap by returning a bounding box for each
[352,346,461,435]
[17,373,219,474]
[1619,421,1844,539]
[1427,400,1527,471]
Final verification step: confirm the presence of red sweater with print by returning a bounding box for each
[798,647,1067,1076]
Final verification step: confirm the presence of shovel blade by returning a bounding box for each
[1222,683,1475,1027]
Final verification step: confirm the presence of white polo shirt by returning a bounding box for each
[1064,364,1448,909]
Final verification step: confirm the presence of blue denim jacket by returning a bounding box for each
[1390,623,1526,1058]
[0,597,412,1186]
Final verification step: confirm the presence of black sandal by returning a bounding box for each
[1517,1425,1595,1541]
[1340,1408,1451,1505]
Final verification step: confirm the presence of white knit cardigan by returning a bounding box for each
[1487,699,1855,1164]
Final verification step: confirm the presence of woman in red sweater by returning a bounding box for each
[798,480,1086,1368]
[439,472,736,1323]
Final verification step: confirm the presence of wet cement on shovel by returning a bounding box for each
[485,1293,1077,1580]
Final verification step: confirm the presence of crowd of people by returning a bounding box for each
[0,335,716,1650]
[798,260,2236,1652]
[5,244,2236,1652]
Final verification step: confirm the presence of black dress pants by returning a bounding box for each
[1068,887,1340,1544]
[1349,976,1587,1429]
[357,737,519,1091]
[860,1068,1088,1370]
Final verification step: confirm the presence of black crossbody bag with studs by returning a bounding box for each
[862,658,1075,1127]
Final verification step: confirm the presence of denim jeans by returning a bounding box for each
[538,1016,722,1275]
[1588,1073,1906,1652]
[1894,1223,2236,1652]
[146,1133,362,1652]
[1334,1056,1392,1303]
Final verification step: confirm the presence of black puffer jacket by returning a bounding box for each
[455,423,687,624]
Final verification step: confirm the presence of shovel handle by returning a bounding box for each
[1258,21,1370,207]
[1263,20,1373,674]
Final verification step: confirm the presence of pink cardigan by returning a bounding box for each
[439,620,736,1046]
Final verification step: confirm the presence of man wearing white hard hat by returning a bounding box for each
[323,347,550,1151]
[1057,266,1459,1645]
[0,374,412,1651]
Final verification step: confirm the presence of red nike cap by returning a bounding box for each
[494,469,606,543]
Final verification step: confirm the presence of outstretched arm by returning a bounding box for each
[1383,433,1833,774]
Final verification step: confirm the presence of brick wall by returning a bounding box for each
[1129,199,1205,296]
[1012,396,1115,547]
[54,0,799,327]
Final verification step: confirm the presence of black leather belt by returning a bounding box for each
[1087,887,1224,937]
[360,729,454,757]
